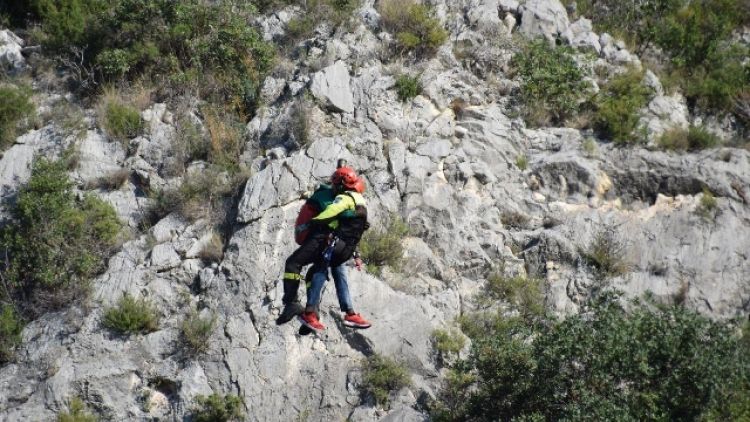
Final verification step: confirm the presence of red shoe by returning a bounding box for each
[298,312,325,331]
[344,313,371,329]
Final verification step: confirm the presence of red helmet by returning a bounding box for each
[331,166,359,190]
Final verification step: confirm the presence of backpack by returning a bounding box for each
[294,185,335,245]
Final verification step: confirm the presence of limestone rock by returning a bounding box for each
[311,61,355,113]
[519,0,570,42]
[0,30,25,74]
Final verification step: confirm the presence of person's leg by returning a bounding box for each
[305,262,328,312]
[331,264,354,313]
[299,262,328,331]
[330,255,371,329]
[277,232,326,325]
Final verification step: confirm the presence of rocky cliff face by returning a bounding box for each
[1,1,749,420]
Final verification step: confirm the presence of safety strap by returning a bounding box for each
[283,272,302,281]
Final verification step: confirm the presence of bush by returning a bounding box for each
[515,154,528,171]
[57,397,97,422]
[575,0,750,117]
[0,159,122,315]
[103,294,159,335]
[0,84,35,151]
[394,74,422,102]
[192,394,244,422]
[181,310,216,354]
[583,225,629,279]
[484,273,545,318]
[359,216,408,272]
[593,68,652,144]
[433,295,750,421]
[512,40,590,127]
[378,0,447,57]
[659,125,721,151]
[99,94,142,141]
[696,188,718,219]
[432,328,466,357]
[147,167,241,224]
[0,304,24,364]
[361,354,412,407]
[19,0,275,116]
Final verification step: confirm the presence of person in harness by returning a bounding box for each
[299,177,371,331]
[276,163,369,326]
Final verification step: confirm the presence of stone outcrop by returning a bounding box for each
[1,1,749,420]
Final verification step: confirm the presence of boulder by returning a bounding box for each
[519,0,570,42]
[0,30,25,74]
[311,61,355,113]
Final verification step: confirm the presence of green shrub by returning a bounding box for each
[515,154,528,170]
[0,304,24,364]
[575,0,750,117]
[181,310,217,354]
[147,166,242,224]
[103,294,159,335]
[0,84,35,151]
[99,94,142,141]
[435,294,750,421]
[593,68,652,144]
[18,0,275,116]
[394,74,422,102]
[192,394,244,422]
[485,273,545,318]
[57,397,97,422]
[512,40,590,127]
[432,328,466,357]
[361,354,412,407]
[0,159,122,314]
[359,216,408,273]
[378,0,447,57]
[659,125,721,151]
[583,225,629,279]
[696,188,718,219]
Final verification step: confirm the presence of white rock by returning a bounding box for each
[150,243,181,271]
[519,0,570,42]
[0,30,25,74]
[310,61,354,113]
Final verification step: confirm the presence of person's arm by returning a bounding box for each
[311,194,354,225]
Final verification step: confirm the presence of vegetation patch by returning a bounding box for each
[147,167,244,225]
[696,188,718,220]
[484,273,545,319]
[378,0,447,57]
[583,225,630,279]
[57,397,98,422]
[394,74,422,102]
[573,0,750,119]
[103,294,159,335]
[659,125,721,151]
[431,293,750,421]
[361,354,412,407]
[0,305,24,364]
[432,328,466,359]
[593,68,653,144]
[512,40,590,127]
[0,84,35,151]
[181,310,217,355]
[359,216,408,273]
[0,159,122,316]
[98,91,142,142]
[6,0,275,116]
[192,393,244,422]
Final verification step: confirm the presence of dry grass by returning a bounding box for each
[83,168,131,191]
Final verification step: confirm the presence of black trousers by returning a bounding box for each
[282,229,329,304]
